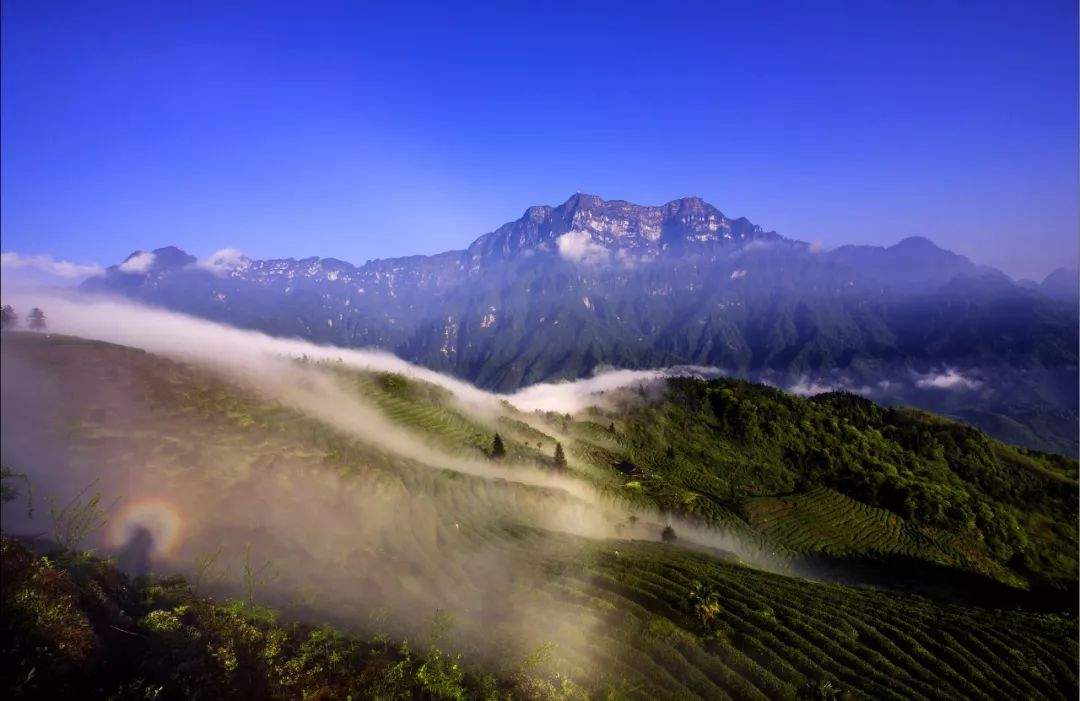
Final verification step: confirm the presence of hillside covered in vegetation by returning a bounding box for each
[571,377,1078,594]
[1,332,1077,698]
[4,528,1078,700]
[1,536,542,700]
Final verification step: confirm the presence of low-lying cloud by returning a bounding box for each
[785,375,880,399]
[787,377,843,396]
[914,368,982,391]
[509,368,665,413]
[0,252,105,279]
[556,230,610,266]
[197,248,248,275]
[0,292,722,485]
[8,290,723,418]
[118,251,156,273]
[508,365,723,414]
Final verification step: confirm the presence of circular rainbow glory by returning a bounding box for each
[107,498,185,557]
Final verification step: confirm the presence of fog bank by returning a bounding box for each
[1,290,783,677]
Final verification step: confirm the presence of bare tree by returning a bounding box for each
[48,482,113,552]
[241,543,278,607]
[191,545,225,595]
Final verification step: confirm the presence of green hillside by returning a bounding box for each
[1,333,1077,699]
[557,379,1078,593]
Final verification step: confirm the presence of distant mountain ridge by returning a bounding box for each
[464,193,785,263]
[94,192,1065,294]
[1039,267,1080,301]
[81,193,1078,453]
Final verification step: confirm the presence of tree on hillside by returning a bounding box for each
[1,465,33,517]
[553,442,567,469]
[27,307,46,330]
[490,433,506,459]
[661,525,677,542]
[1,305,17,329]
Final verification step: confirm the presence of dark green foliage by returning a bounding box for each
[490,432,506,459]
[553,442,567,469]
[684,581,722,629]
[613,378,1078,587]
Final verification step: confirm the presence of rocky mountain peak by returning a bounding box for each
[662,195,712,215]
[523,204,554,221]
[465,194,779,263]
[112,246,196,276]
[560,192,606,213]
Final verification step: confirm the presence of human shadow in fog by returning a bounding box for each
[117,526,155,576]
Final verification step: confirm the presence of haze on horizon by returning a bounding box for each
[2,1,1077,280]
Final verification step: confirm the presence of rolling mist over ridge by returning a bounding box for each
[79,194,1079,455]
[4,323,1076,698]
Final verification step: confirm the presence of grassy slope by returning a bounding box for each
[1,333,1077,699]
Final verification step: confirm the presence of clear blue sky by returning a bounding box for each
[2,0,1076,279]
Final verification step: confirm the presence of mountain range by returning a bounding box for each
[81,193,1079,453]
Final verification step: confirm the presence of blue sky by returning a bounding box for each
[2,0,1076,279]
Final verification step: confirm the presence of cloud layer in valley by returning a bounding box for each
[1,252,105,279]
[0,290,763,553]
[0,289,781,677]
[914,368,983,391]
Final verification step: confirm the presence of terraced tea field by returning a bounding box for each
[554,538,1077,699]
[346,371,495,454]
[740,487,980,565]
